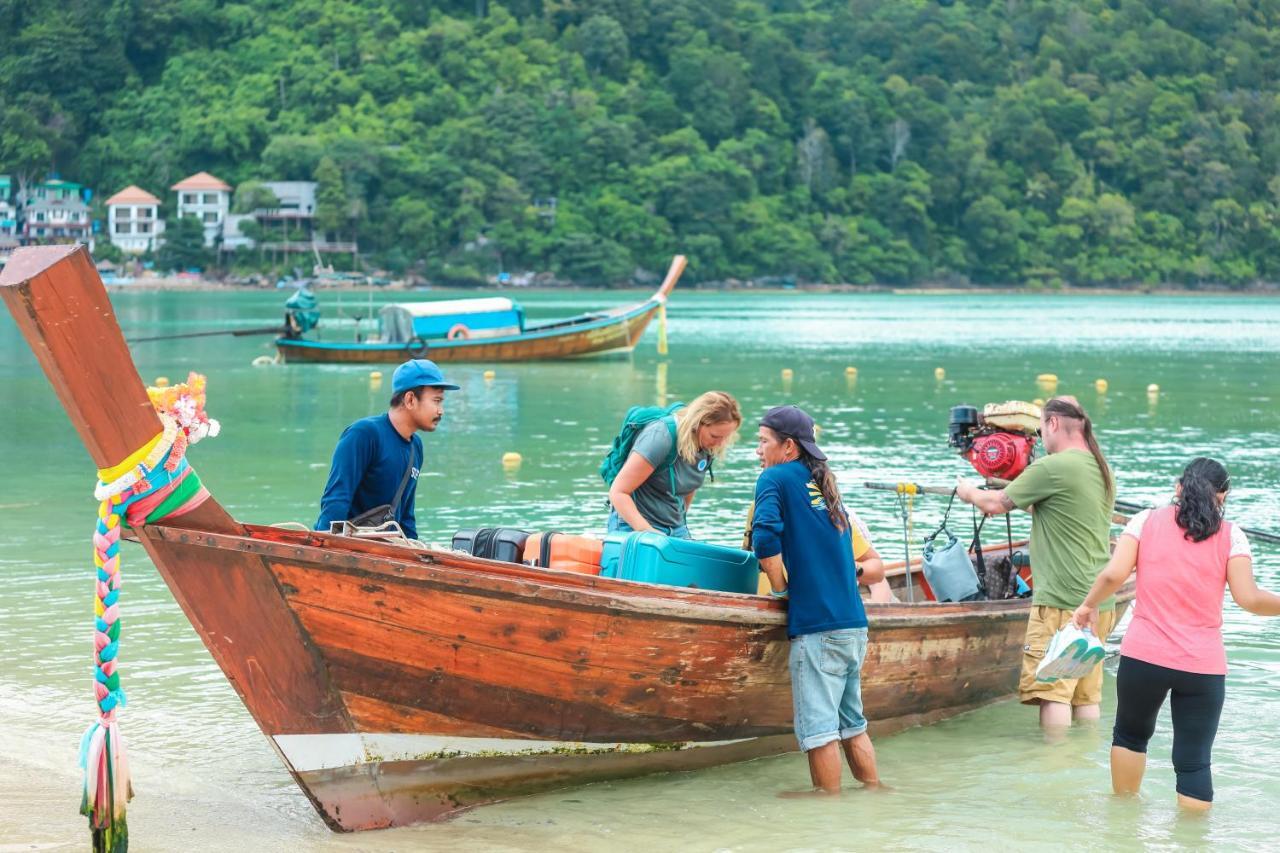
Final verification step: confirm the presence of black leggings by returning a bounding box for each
[1112,655,1226,803]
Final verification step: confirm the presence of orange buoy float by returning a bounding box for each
[447,324,471,341]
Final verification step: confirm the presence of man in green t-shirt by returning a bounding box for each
[956,396,1116,729]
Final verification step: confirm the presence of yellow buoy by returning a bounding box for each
[781,368,794,380]
[369,370,382,389]
[483,369,496,381]
[1147,383,1160,394]
[1095,378,1108,394]
[153,376,169,388]
[501,451,523,471]
[934,367,946,381]
[845,366,858,377]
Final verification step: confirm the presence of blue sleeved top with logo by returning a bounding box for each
[751,459,867,638]
[316,414,422,538]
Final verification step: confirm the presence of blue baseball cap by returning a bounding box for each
[392,358,460,394]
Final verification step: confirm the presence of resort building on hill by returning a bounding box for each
[21,182,92,246]
[222,179,357,258]
[172,171,231,247]
[223,180,318,251]
[0,175,18,253]
[105,185,165,254]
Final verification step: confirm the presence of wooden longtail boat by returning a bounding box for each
[274,256,684,364]
[2,244,1133,833]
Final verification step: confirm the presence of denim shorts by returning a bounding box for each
[788,627,869,752]
[606,509,691,539]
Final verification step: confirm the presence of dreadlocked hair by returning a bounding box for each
[1042,396,1114,504]
[799,451,848,533]
[1175,457,1230,543]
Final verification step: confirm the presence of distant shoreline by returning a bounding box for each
[106,277,1280,297]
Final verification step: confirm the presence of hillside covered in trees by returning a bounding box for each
[4,0,1280,286]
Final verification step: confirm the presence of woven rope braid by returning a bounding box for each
[79,376,218,853]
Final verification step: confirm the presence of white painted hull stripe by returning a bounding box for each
[274,733,755,773]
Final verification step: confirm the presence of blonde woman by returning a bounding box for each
[606,391,742,538]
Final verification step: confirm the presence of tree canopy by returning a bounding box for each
[5,0,1280,287]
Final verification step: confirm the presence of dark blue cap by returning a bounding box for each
[392,358,460,394]
[760,405,826,461]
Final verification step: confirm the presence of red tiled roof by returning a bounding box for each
[170,171,231,191]
[105,185,161,206]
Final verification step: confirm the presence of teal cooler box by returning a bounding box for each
[601,531,759,594]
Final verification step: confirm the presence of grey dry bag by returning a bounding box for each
[920,529,982,602]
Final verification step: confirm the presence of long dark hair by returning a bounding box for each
[1176,457,1230,542]
[1042,397,1114,504]
[799,452,848,533]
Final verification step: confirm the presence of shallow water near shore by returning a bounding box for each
[2,288,1278,851]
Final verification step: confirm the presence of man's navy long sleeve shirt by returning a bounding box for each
[316,414,422,538]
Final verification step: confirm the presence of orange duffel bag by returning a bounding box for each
[523,532,605,575]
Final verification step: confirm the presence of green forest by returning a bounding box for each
[4,0,1280,286]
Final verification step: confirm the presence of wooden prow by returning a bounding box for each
[0,244,238,532]
[2,245,166,466]
[1,244,352,778]
[655,254,686,300]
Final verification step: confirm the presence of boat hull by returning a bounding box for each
[276,297,663,364]
[140,524,1131,831]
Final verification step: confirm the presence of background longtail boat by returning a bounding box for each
[274,256,684,364]
[1,244,1133,832]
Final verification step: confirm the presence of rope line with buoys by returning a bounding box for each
[79,373,220,853]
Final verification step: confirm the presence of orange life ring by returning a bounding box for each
[447,323,471,341]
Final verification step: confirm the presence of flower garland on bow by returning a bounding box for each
[80,372,219,852]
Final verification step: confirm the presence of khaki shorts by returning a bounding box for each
[1019,605,1118,706]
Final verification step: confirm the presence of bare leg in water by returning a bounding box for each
[781,734,881,797]
[1111,744,1146,797]
[802,741,843,794]
[1039,700,1073,729]
[843,732,880,787]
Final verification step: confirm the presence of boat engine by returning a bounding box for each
[948,402,1041,481]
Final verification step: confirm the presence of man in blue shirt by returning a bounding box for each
[752,405,886,795]
[316,359,459,539]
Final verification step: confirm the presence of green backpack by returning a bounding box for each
[599,402,685,493]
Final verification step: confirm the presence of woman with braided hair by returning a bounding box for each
[751,405,887,795]
[955,395,1116,729]
[1071,458,1280,810]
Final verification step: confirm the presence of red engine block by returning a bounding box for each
[965,432,1036,480]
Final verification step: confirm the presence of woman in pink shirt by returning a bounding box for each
[1072,458,1280,810]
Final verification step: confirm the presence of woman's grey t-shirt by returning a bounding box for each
[628,418,712,530]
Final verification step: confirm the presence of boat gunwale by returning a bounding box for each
[140,523,1127,629]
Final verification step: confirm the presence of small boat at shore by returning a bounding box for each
[1,244,1134,834]
[274,256,684,364]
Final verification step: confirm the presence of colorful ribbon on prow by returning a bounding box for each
[79,372,220,852]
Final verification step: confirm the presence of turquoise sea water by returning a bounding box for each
[1,288,1277,851]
